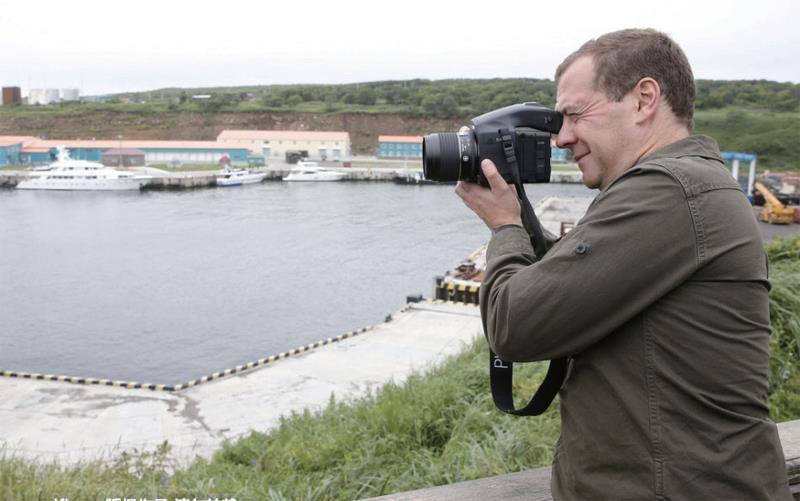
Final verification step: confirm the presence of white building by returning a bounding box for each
[28,89,61,105]
[217,130,351,161]
[27,88,80,105]
[61,89,80,102]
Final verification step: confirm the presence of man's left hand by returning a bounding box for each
[455,160,522,230]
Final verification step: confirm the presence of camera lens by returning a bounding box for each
[423,132,476,182]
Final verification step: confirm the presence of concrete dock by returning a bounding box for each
[0,300,482,466]
[0,160,582,189]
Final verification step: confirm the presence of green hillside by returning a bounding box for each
[2,79,798,169]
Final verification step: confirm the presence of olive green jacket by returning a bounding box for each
[480,136,791,500]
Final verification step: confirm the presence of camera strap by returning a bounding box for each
[487,129,568,416]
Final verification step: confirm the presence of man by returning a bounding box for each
[456,29,791,499]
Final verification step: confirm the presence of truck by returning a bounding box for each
[754,181,796,224]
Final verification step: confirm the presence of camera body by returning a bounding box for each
[422,103,563,185]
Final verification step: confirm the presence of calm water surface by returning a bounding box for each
[0,181,592,383]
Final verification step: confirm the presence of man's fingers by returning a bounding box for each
[455,181,468,198]
[481,160,510,194]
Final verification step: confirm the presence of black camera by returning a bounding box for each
[422,103,563,185]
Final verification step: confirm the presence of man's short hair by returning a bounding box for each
[555,28,696,128]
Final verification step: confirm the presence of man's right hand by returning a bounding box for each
[455,160,522,231]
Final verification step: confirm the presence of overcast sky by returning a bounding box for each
[2,0,798,96]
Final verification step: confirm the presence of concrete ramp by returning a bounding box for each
[0,301,481,466]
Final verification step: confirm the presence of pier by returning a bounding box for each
[0,300,482,466]
[0,160,582,189]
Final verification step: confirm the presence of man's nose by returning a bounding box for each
[556,122,576,149]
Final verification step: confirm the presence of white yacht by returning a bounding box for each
[282,161,346,182]
[216,166,267,186]
[17,148,152,191]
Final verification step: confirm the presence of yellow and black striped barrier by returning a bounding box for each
[434,276,481,305]
[428,298,480,308]
[171,325,377,391]
[408,293,480,309]
[0,371,174,391]
[0,322,387,393]
[0,303,435,393]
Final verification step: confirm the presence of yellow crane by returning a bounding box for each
[754,181,796,224]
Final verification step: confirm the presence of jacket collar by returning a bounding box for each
[597,135,723,196]
[635,135,722,166]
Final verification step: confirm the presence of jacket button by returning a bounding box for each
[575,244,587,255]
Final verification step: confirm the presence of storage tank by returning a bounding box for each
[2,87,22,106]
[28,89,60,105]
[28,89,45,105]
[61,88,80,101]
[45,89,60,103]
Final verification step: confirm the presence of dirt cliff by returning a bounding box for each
[0,111,464,154]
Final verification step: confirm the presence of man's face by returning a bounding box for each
[555,56,637,190]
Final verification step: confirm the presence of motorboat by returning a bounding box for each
[16,148,152,191]
[216,166,267,186]
[392,170,445,185]
[282,161,345,182]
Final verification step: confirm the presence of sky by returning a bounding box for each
[1,0,798,96]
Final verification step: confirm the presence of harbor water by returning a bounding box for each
[0,182,593,383]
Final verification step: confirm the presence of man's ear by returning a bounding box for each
[632,77,661,123]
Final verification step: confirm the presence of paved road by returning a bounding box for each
[755,208,800,241]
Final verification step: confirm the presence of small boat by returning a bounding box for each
[16,147,151,191]
[216,166,267,186]
[392,171,444,185]
[282,161,345,182]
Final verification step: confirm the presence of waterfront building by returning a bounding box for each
[0,136,36,166]
[551,145,569,162]
[377,135,423,158]
[0,136,251,167]
[378,135,571,162]
[102,148,146,167]
[217,130,351,161]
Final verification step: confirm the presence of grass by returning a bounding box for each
[1,234,799,500]
[766,235,800,399]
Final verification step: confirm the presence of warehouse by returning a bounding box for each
[217,130,351,161]
[377,135,423,158]
[0,136,36,166]
[102,148,146,167]
[13,138,251,166]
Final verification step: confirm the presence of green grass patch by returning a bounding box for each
[767,235,800,413]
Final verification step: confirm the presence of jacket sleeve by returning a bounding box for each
[479,168,699,362]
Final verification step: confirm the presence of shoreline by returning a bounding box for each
[0,165,581,191]
[0,162,584,189]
